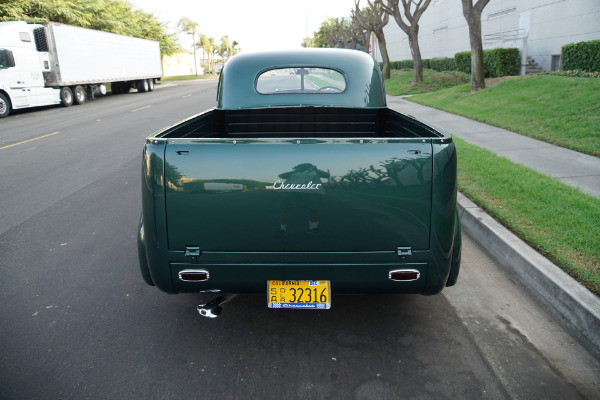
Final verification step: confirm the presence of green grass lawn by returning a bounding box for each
[385,69,468,96]
[409,75,600,157]
[454,136,600,294]
[385,70,600,294]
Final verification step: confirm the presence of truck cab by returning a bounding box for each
[0,21,61,117]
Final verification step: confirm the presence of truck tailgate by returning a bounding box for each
[164,139,432,253]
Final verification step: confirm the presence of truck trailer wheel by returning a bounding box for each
[60,87,73,107]
[137,79,149,93]
[73,86,86,105]
[0,93,10,118]
[148,79,155,92]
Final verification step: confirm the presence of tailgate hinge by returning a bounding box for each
[397,247,412,257]
[185,246,201,262]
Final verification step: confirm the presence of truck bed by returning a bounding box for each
[158,107,445,139]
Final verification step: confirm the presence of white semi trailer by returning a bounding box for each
[0,21,162,118]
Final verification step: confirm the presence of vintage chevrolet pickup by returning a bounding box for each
[138,49,461,317]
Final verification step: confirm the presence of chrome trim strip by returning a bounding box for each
[179,269,210,282]
[388,269,421,282]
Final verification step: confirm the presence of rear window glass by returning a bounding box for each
[256,67,346,94]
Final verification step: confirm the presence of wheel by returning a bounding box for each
[60,87,73,107]
[111,82,122,95]
[0,92,11,118]
[147,79,155,92]
[73,85,86,105]
[137,79,149,93]
[122,82,131,94]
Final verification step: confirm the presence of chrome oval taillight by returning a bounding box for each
[388,269,420,282]
[179,269,210,282]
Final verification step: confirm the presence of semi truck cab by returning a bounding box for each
[0,21,61,117]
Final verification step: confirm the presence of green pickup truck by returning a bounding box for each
[138,49,461,317]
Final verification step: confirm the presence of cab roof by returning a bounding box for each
[217,48,386,110]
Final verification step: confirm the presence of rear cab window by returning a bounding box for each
[256,67,346,95]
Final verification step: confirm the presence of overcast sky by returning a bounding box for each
[129,0,358,52]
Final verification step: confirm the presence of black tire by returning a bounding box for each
[0,92,11,118]
[60,87,73,107]
[446,208,462,287]
[111,82,122,95]
[73,85,86,105]
[137,79,149,93]
[137,216,155,286]
[148,79,155,92]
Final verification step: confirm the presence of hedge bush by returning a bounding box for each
[428,57,456,71]
[485,48,520,77]
[454,48,520,77]
[389,60,414,69]
[454,51,471,74]
[388,48,519,77]
[562,40,600,72]
[388,57,456,72]
[539,70,600,78]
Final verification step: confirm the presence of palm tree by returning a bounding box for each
[220,35,232,63]
[199,35,214,74]
[198,33,209,73]
[232,40,240,55]
[177,17,200,76]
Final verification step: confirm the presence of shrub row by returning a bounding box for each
[388,57,456,71]
[390,48,520,78]
[539,70,600,78]
[562,40,600,72]
[455,48,520,77]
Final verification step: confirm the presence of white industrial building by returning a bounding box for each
[375,0,600,74]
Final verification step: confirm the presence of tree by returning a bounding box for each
[314,17,341,48]
[352,0,391,79]
[219,35,233,63]
[199,34,213,73]
[336,18,368,51]
[177,17,200,76]
[204,37,216,74]
[0,0,177,57]
[461,0,491,91]
[380,0,432,84]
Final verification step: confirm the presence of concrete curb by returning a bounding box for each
[457,192,600,358]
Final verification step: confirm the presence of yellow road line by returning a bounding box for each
[182,94,192,98]
[0,131,60,150]
[131,105,152,112]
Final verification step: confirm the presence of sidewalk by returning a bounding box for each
[387,95,600,198]
[386,95,600,358]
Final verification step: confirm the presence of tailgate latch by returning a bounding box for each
[397,247,412,257]
[185,246,201,262]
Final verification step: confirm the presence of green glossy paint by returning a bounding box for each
[138,49,460,297]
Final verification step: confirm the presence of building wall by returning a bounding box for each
[380,0,600,72]
[162,50,205,77]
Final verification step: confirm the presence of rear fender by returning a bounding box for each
[424,140,458,294]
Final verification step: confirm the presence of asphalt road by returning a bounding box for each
[1,81,598,400]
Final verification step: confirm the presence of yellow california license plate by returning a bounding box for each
[268,280,331,309]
